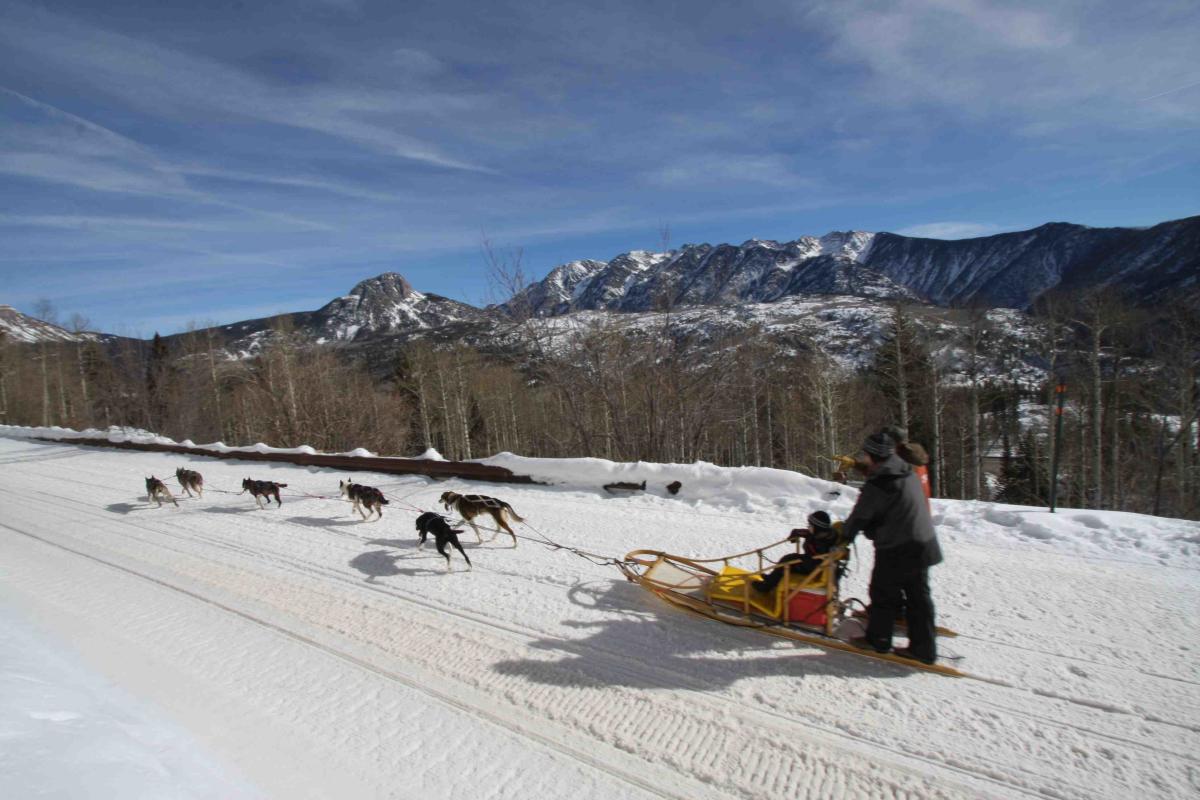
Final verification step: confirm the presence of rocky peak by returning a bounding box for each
[310,272,481,342]
[346,272,421,308]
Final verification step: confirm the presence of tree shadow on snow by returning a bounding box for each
[492,580,909,691]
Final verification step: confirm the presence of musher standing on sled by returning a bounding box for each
[844,432,944,664]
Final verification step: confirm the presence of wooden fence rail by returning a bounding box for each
[37,437,540,485]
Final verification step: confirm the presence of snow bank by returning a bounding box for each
[3,424,1196,567]
[936,500,1200,568]
[482,452,844,511]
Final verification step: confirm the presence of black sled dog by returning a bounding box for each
[175,467,204,498]
[439,491,523,547]
[339,480,389,521]
[241,478,287,509]
[145,476,177,507]
[414,511,472,572]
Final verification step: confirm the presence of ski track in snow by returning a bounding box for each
[0,436,1198,799]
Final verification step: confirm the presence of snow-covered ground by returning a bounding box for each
[1,429,1197,799]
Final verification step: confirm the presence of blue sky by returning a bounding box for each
[1,0,1197,336]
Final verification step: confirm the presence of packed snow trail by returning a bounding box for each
[1,434,1197,799]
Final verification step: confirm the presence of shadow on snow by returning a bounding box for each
[492,579,908,690]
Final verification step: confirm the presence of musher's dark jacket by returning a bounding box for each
[843,454,943,566]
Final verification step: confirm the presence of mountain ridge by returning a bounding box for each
[3,214,1196,354]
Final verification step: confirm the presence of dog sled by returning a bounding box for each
[617,537,965,677]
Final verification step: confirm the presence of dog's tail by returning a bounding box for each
[278,483,289,488]
[380,497,390,505]
[503,503,524,522]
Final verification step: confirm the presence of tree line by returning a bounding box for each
[1,291,1196,519]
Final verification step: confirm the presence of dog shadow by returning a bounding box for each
[201,506,261,515]
[491,580,906,691]
[350,548,458,580]
[105,502,148,515]
[288,516,361,529]
[349,549,404,582]
[365,538,417,549]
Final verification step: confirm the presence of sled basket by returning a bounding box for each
[619,538,849,637]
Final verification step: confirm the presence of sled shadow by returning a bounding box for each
[492,580,907,691]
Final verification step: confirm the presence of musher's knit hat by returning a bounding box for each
[861,432,896,459]
[806,510,833,532]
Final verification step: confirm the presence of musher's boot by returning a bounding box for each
[849,636,890,654]
[892,647,935,665]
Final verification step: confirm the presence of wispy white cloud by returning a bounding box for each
[176,165,405,204]
[0,4,490,172]
[0,214,241,232]
[646,154,817,189]
[0,151,189,197]
[804,0,1200,130]
[893,221,1004,239]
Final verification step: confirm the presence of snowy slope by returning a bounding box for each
[0,305,104,344]
[0,428,1197,799]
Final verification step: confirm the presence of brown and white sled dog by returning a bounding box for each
[145,476,177,507]
[175,467,204,498]
[415,511,472,572]
[439,491,523,546]
[339,480,389,521]
[241,478,287,509]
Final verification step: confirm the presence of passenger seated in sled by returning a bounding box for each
[753,510,842,594]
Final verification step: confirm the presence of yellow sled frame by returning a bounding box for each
[618,538,846,636]
[618,539,967,678]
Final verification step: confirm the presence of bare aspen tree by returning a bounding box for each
[453,348,473,460]
[929,360,944,498]
[1071,290,1122,508]
[34,299,57,427]
[204,326,225,441]
[0,332,8,423]
[961,307,990,499]
[69,313,90,412]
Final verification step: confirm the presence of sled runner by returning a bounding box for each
[618,538,965,677]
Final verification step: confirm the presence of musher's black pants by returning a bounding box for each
[866,541,936,660]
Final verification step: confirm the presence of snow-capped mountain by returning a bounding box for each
[8,215,1193,377]
[864,215,1200,308]
[503,233,913,317]
[0,305,105,344]
[198,272,486,356]
[307,273,480,342]
[506,215,1199,316]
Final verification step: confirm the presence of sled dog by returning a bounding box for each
[339,480,389,521]
[415,511,472,572]
[145,476,177,507]
[240,478,287,509]
[175,467,204,498]
[439,491,523,546]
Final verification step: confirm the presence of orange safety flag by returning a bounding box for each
[915,464,932,508]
